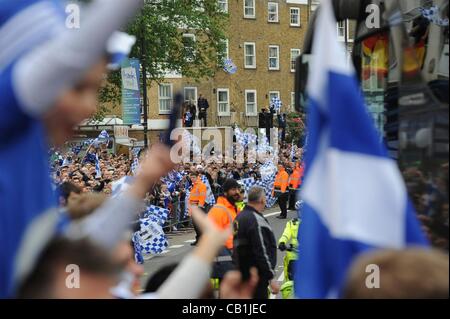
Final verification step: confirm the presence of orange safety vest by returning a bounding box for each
[189,178,207,208]
[289,169,302,190]
[208,197,238,250]
[273,169,289,194]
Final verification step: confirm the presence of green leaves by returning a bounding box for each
[97,0,228,119]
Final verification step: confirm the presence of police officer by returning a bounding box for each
[278,217,300,282]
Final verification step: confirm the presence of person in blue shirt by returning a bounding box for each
[184,110,194,127]
[0,0,143,298]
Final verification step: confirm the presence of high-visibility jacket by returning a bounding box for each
[278,218,300,283]
[278,218,300,251]
[208,196,238,249]
[235,201,246,211]
[288,168,302,190]
[273,169,289,194]
[189,178,207,207]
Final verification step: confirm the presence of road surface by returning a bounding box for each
[140,205,299,299]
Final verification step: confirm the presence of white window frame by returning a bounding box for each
[183,87,198,106]
[217,88,230,116]
[290,7,300,27]
[243,0,255,19]
[159,83,173,115]
[268,45,280,71]
[245,90,258,116]
[337,20,345,41]
[268,2,279,23]
[218,0,228,13]
[182,33,196,62]
[290,48,301,73]
[244,42,256,69]
[222,39,229,60]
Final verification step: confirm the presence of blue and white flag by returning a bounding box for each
[107,31,137,70]
[143,205,170,227]
[96,130,110,145]
[132,233,145,264]
[131,157,139,175]
[130,147,141,175]
[420,5,449,26]
[201,175,216,205]
[95,153,102,178]
[131,147,142,157]
[111,176,135,197]
[295,0,428,299]
[270,97,282,113]
[257,135,275,159]
[255,173,277,208]
[239,177,255,194]
[184,188,191,218]
[84,139,95,146]
[72,144,82,155]
[259,161,277,179]
[239,177,255,202]
[134,218,168,256]
[290,142,296,161]
[234,127,258,148]
[182,129,201,156]
[223,58,238,74]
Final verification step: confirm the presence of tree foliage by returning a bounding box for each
[93,0,229,117]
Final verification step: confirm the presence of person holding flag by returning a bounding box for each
[0,0,143,298]
[294,0,428,299]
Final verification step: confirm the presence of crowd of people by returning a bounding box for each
[1,0,448,300]
[50,140,304,230]
[403,164,449,250]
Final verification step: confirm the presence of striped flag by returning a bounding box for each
[295,0,428,298]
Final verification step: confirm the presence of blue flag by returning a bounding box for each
[294,0,428,299]
[95,153,102,178]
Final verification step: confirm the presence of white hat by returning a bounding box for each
[196,165,203,171]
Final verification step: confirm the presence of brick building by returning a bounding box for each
[105,0,354,144]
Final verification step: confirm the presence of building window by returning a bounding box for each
[244,42,256,69]
[290,7,300,27]
[184,87,197,107]
[268,2,279,23]
[223,39,229,60]
[218,39,229,65]
[269,91,280,104]
[218,0,228,13]
[290,49,301,72]
[159,84,173,114]
[182,34,196,62]
[217,88,230,116]
[337,20,345,40]
[269,91,281,113]
[245,90,257,116]
[244,0,255,18]
[268,45,280,70]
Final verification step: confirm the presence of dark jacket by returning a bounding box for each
[233,205,277,280]
[198,97,209,112]
[277,114,287,128]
